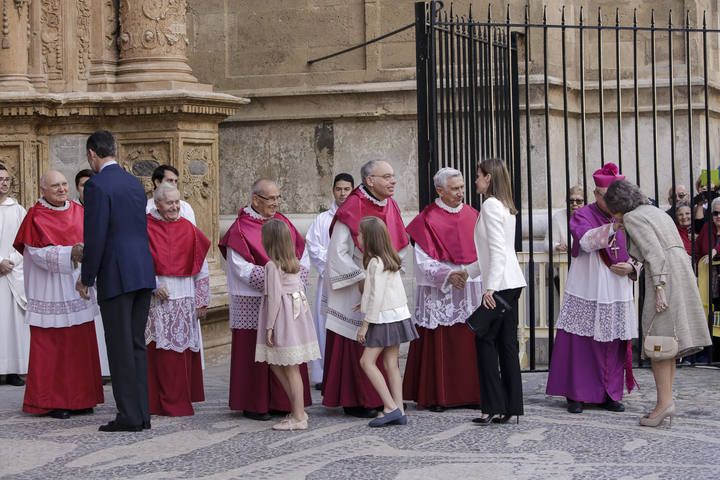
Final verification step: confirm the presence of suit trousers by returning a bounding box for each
[474,287,524,416]
[100,289,152,427]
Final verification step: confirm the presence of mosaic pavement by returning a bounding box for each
[1,363,719,480]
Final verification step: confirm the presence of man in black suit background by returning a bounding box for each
[77,130,156,432]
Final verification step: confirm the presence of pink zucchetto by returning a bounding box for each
[592,163,625,188]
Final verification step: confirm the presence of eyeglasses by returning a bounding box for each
[0,177,11,184]
[369,174,396,181]
[255,193,281,202]
[677,193,688,199]
[569,198,584,204]
[712,211,720,217]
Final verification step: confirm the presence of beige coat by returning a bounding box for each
[624,205,712,358]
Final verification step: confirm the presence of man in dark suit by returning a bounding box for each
[76,130,156,432]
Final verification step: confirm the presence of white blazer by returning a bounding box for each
[467,197,526,292]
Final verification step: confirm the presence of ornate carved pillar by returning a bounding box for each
[88,0,119,90]
[115,0,202,90]
[26,0,47,91]
[0,0,33,91]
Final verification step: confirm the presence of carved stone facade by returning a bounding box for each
[0,0,246,362]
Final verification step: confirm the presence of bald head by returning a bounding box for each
[250,178,281,218]
[40,170,69,207]
[362,160,396,201]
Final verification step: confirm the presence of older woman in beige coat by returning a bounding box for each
[605,180,712,428]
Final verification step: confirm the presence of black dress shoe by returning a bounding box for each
[48,409,70,420]
[98,421,142,432]
[492,414,520,424]
[143,421,151,430]
[567,400,583,414]
[472,414,497,425]
[5,374,25,386]
[343,406,378,419]
[601,399,625,412]
[243,411,272,421]
[428,405,446,413]
[72,408,94,415]
[314,382,323,391]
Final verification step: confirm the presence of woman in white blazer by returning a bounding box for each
[466,158,527,425]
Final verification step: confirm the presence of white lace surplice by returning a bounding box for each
[413,244,483,329]
[557,223,638,341]
[23,245,98,328]
[146,261,210,352]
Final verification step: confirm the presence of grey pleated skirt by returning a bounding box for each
[365,318,419,348]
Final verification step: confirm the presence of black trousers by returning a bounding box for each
[474,287,524,416]
[99,289,152,427]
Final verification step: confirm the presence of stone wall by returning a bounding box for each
[187,0,720,216]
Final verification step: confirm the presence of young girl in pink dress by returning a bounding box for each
[356,216,418,427]
[255,219,321,431]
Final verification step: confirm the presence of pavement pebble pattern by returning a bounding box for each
[1,363,718,479]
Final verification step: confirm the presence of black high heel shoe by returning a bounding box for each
[491,414,519,425]
[472,414,497,425]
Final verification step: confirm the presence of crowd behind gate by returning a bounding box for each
[0,129,713,432]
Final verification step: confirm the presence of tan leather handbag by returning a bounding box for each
[643,314,678,360]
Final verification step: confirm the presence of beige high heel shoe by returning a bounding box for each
[639,403,676,427]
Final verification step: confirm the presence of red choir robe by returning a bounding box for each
[219,207,312,413]
[145,214,210,416]
[14,200,103,415]
[322,186,409,409]
[402,200,483,408]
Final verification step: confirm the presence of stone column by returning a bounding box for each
[115,0,202,90]
[0,0,33,91]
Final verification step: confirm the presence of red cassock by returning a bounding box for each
[402,201,482,408]
[321,187,410,409]
[15,201,104,414]
[219,209,312,413]
[145,215,210,416]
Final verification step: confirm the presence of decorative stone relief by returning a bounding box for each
[182,143,213,238]
[104,0,117,54]
[77,0,90,79]
[118,0,189,60]
[40,0,62,79]
[0,144,22,200]
[2,0,9,49]
[118,141,171,194]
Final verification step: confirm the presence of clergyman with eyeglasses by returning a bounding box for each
[323,160,411,419]
[218,178,312,421]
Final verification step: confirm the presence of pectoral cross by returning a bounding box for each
[609,237,619,259]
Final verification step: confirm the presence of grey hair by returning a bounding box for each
[360,160,380,183]
[433,167,463,188]
[153,183,179,203]
[711,196,720,212]
[249,178,276,203]
[604,179,650,214]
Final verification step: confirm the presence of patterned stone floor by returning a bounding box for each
[1,362,719,479]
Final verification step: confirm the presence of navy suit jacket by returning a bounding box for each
[81,163,156,301]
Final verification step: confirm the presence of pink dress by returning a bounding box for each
[255,261,321,366]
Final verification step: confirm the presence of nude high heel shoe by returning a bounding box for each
[639,403,676,427]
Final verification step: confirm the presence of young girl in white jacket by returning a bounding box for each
[356,216,418,427]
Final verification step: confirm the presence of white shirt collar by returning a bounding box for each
[39,197,70,211]
[99,160,118,172]
[1,197,17,207]
[359,185,388,207]
[244,205,271,221]
[435,198,463,214]
[328,201,339,214]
